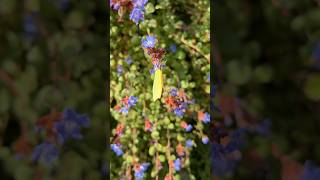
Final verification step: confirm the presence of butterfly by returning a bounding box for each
[153,69,163,101]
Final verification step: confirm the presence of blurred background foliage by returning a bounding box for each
[0,0,107,179]
[214,0,320,179]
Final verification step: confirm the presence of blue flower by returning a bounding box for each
[174,158,181,171]
[119,107,129,115]
[174,107,184,117]
[170,88,178,96]
[186,139,193,148]
[54,108,90,144]
[134,162,150,179]
[140,163,150,171]
[110,0,120,10]
[185,124,193,132]
[203,112,210,124]
[132,0,148,8]
[125,56,132,65]
[302,161,320,180]
[141,35,156,48]
[111,144,123,156]
[169,44,177,53]
[128,96,138,107]
[32,142,59,165]
[117,65,123,75]
[130,7,145,24]
[63,108,90,127]
[134,171,144,180]
[202,136,209,144]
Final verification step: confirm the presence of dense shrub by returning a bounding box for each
[110,0,211,179]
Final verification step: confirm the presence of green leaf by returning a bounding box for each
[145,3,155,14]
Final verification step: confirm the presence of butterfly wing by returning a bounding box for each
[153,69,163,101]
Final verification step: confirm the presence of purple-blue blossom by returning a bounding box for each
[170,88,178,96]
[130,7,145,25]
[186,139,193,148]
[117,65,123,75]
[132,0,148,8]
[174,107,185,117]
[110,0,120,10]
[54,108,90,144]
[202,136,209,144]
[111,144,123,156]
[174,158,181,171]
[185,124,193,132]
[119,107,129,115]
[203,112,210,124]
[141,35,156,48]
[125,56,132,65]
[140,163,150,171]
[32,142,59,165]
[128,96,138,107]
[134,162,150,179]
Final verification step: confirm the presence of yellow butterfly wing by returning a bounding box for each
[153,69,163,101]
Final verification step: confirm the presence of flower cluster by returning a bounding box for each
[54,108,90,144]
[32,108,90,165]
[111,143,124,156]
[165,88,193,118]
[110,0,148,24]
[114,96,138,115]
[130,0,148,24]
